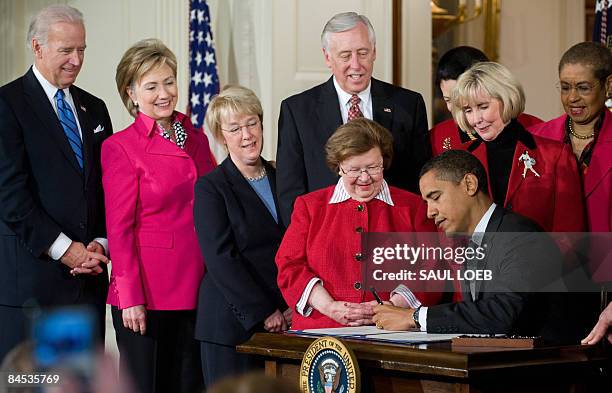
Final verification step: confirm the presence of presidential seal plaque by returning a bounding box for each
[299,336,360,393]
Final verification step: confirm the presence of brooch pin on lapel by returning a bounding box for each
[383,107,391,113]
[442,137,452,150]
[80,105,87,112]
[518,150,540,178]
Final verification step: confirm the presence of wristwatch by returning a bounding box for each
[412,306,422,329]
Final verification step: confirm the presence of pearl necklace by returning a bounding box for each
[244,166,266,181]
[568,119,594,140]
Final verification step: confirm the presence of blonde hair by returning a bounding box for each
[205,85,263,145]
[325,118,393,172]
[450,62,525,133]
[115,38,177,117]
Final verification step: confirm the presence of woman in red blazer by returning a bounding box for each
[102,39,214,393]
[430,46,542,156]
[528,42,612,283]
[450,62,585,234]
[276,118,441,330]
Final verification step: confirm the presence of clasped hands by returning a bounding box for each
[263,308,293,333]
[61,240,109,276]
[321,292,419,330]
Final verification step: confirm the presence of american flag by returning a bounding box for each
[188,0,221,151]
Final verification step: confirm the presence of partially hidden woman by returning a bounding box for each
[193,85,290,386]
[528,42,612,235]
[430,46,542,156]
[450,62,586,233]
[276,118,441,330]
[102,39,214,393]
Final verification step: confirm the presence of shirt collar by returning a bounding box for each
[472,203,496,245]
[138,111,183,137]
[332,76,371,109]
[329,177,394,206]
[32,64,70,102]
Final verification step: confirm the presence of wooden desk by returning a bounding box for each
[238,333,609,393]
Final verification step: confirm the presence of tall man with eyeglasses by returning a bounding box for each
[0,4,112,360]
[275,12,431,225]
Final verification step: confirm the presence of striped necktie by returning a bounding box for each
[54,89,83,169]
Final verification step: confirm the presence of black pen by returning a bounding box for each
[370,286,383,305]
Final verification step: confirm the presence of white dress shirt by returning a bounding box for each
[332,77,373,124]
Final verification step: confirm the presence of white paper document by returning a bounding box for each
[290,326,462,343]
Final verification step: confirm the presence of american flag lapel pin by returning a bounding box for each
[383,107,391,113]
[80,105,86,112]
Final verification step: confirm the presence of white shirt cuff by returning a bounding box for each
[418,306,428,332]
[391,284,422,309]
[296,278,321,316]
[48,232,72,260]
[93,237,108,255]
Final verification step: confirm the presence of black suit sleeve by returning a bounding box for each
[410,93,431,188]
[0,94,62,257]
[426,233,547,334]
[276,99,307,226]
[193,176,277,331]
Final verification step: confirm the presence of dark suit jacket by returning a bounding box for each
[194,157,287,346]
[427,206,576,343]
[276,77,430,225]
[0,68,112,307]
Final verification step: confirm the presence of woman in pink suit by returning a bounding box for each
[102,39,214,393]
[276,118,441,330]
[528,42,612,285]
[528,42,612,234]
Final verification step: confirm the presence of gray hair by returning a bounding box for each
[27,4,84,49]
[321,12,376,51]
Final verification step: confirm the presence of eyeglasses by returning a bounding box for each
[556,81,600,96]
[339,163,384,178]
[221,119,260,135]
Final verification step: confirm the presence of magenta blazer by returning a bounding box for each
[528,110,612,232]
[102,112,215,310]
[529,111,612,282]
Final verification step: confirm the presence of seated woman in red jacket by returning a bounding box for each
[430,46,542,156]
[276,118,440,330]
[449,62,585,233]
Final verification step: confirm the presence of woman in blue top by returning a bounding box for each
[193,85,290,386]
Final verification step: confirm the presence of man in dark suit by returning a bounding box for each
[0,4,112,360]
[276,11,430,225]
[373,150,575,343]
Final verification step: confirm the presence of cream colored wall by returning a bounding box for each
[498,0,585,121]
[0,0,589,149]
[458,0,585,121]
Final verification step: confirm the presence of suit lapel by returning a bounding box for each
[474,206,504,297]
[316,77,343,142]
[223,158,280,227]
[468,141,494,198]
[504,141,529,205]
[141,115,190,158]
[371,78,393,132]
[585,111,612,196]
[23,69,83,176]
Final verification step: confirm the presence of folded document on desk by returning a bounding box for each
[290,326,461,343]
